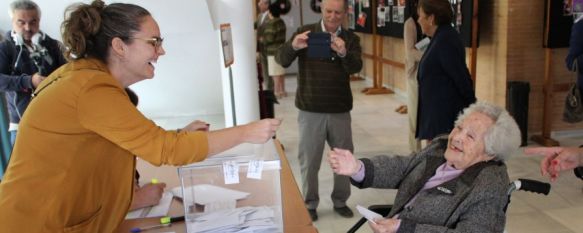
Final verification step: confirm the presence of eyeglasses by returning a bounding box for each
[131,36,164,49]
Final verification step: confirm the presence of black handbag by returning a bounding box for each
[564,59,583,123]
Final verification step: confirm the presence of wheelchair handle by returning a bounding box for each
[508,179,551,196]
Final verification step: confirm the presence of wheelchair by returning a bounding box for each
[346,179,551,233]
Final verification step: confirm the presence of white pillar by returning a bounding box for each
[207,0,260,127]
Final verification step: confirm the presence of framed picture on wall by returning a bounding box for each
[348,0,355,29]
[357,12,368,27]
[348,0,373,33]
[377,7,386,27]
[363,0,370,8]
[375,0,407,38]
[220,24,234,67]
[397,6,405,23]
[392,6,399,22]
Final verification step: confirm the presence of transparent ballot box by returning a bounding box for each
[177,139,283,233]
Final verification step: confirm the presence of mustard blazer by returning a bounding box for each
[0,59,209,232]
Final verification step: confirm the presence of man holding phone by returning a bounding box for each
[276,0,362,221]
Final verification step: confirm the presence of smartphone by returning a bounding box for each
[307,32,332,58]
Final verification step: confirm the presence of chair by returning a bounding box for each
[346,179,550,233]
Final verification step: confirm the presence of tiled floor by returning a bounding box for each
[139,75,583,233]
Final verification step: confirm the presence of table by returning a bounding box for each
[116,140,318,233]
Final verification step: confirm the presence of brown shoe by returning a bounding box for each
[308,209,318,221]
[394,105,406,113]
[398,106,408,114]
[333,206,354,218]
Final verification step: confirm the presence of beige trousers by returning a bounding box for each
[407,74,422,152]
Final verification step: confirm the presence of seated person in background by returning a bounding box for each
[328,102,521,233]
[124,88,208,210]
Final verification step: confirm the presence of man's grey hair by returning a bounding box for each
[9,0,41,18]
[454,102,521,161]
[322,0,349,11]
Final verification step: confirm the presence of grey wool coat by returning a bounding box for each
[353,136,509,233]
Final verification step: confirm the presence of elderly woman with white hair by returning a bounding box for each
[328,102,521,233]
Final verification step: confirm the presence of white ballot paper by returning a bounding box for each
[356,205,383,224]
[125,191,173,219]
[187,206,280,233]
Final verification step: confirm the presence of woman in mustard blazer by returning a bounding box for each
[0,1,280,232]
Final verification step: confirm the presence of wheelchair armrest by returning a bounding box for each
[574,166,583,180]
[346,205,392,233]
[367,205,393,217]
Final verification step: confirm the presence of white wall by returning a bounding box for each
[207,0,260,127]
[0,0,262,128]
[301,0,323,26]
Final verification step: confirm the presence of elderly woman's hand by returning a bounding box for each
[328,148,360,176]
[524,146,583,181]
[369,217,400,233]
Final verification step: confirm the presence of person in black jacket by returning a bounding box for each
[0,0,67,146]
[415,0,476,143]
[566,15,583,94]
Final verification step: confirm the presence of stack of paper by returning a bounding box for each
[187,206,281,233]
[171,184,250,206]
[125,191,174,219]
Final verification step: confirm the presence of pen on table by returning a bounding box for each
[128,216,184,233]
[160,215,185,224]
[138,178,160,218]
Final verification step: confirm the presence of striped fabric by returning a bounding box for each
[260,17,286,56]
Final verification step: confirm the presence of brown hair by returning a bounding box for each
[60,0,150,61]
[418,0,453,26]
